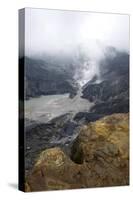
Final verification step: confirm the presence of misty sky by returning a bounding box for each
[25,8,129,57]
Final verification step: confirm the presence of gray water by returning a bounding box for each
[25,89,94,124]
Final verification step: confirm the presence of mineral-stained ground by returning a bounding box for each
[25,113,129,191]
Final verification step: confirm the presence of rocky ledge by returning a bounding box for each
[25,113,129,191]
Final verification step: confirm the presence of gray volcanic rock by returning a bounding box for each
[20,57,78,99]
[25,113,80,173]
[82,50,129,115]
[74,112,105,123]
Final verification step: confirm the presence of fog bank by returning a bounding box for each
[24,8,129,86]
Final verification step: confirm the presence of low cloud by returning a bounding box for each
[24,8,129,85]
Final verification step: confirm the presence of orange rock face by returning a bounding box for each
[26,113,129,192]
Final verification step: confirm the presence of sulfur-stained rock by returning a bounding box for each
[26,113,129,191]
[71,113,129,187]
[26,147,83,191]
[25,182,31,192]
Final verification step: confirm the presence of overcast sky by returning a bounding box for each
[25,8,129,57]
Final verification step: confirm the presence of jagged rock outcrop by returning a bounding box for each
[26,147,82,191]
[25,113,79,173]
[82,50,129,115]
[20,57,78,99]
[26,113,129,191]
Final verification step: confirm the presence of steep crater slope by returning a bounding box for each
[20,57,78,99]
[82,50,129,115]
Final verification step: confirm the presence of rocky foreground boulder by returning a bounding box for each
[25,113,129,191]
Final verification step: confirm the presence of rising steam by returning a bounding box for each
[24,8,129,86]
